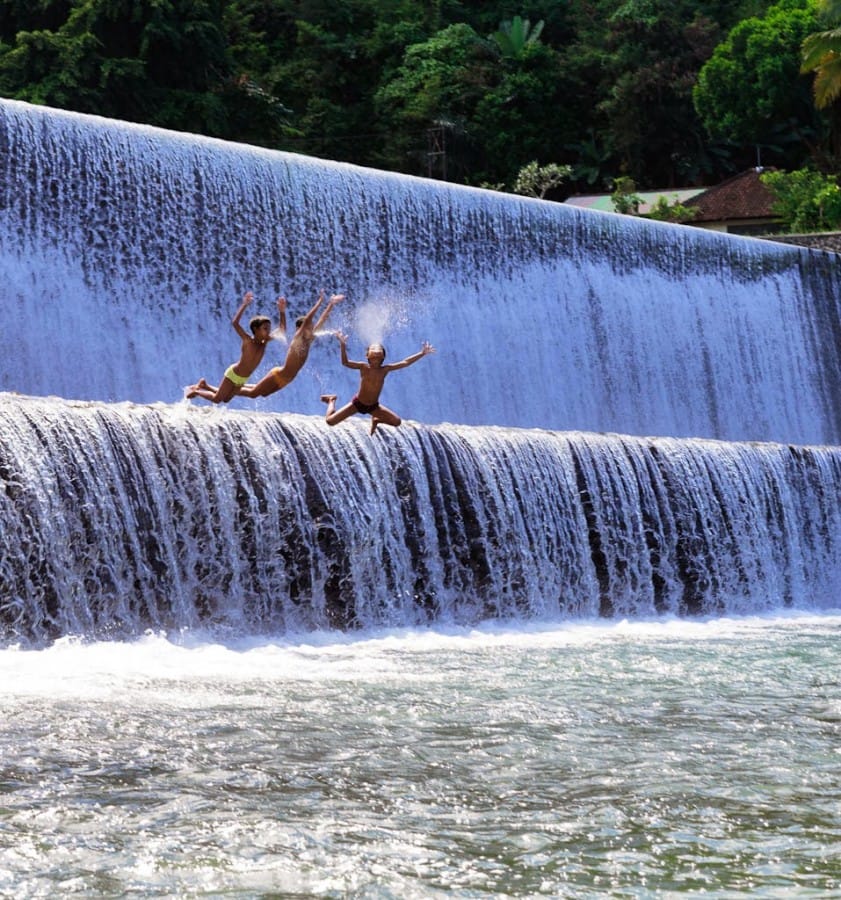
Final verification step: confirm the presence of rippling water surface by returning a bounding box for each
[2,613,841,897]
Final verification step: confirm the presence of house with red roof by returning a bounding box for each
[565,168,781,236]
[683,168,781,235]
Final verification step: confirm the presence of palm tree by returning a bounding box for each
[490,16,544,60]
[801,0,841,108]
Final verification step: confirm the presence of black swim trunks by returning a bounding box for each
[352,395,380,415]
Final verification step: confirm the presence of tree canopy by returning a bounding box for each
[694,0,821,156]
[801,0,841,108]
[761,165,841,228]
[0,0,831,194]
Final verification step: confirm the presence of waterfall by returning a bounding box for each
[2,98,841,443]
[3,99,841,644]
[2,394,840,645]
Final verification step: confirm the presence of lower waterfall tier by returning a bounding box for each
[2,394,839,644]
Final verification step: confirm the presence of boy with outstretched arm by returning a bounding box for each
[238,291,344,398]
[186,292,284,403]
[320,332,435,435]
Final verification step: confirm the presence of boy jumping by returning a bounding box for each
[320,332,435,435]
[238,291,343,398]
[186,291,282,403]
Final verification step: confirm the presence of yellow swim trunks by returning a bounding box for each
[224,364,249,387]
[271,366,292,390]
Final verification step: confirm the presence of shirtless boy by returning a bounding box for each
[186,291,283,403]
[237,291,344,399]
[320,332,435,434]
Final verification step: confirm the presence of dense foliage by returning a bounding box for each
[0,0,837,196]
[694,0,822,170]
[761,165,841,229]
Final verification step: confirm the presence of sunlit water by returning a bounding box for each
[2,612,840,898]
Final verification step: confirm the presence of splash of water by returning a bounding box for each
[353,292,412,348]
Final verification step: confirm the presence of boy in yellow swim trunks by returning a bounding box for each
[186,291,283,404]
[237,290,344,399]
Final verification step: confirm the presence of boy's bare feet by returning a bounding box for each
[185,377,209,400]
[321,393,337,418]
[370,418,379,435]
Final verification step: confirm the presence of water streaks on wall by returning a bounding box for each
[2,99,841,441]
[2,397,839,644]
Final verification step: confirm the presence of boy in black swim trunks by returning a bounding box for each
[320,331,435,435]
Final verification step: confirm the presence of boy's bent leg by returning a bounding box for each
[186,377,210,399]
[320,394,337,417]
[241,367,286,398]
[323,399,358,426]
[237,379,264,398]
[186,377,238,403]
[189,387,222,403]
[371,406,401,434]
[211,378,240,403]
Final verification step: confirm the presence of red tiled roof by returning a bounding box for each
[686,168,777,222]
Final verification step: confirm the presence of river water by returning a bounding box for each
[2,611,840,898]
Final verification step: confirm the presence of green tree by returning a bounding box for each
[565,128,615,191]
[694,0,821,166]
[490,14,544,59]
[761,166,841,229]
[611,175,642,214]
[644,194,700,222]
[0,0,72,39]
[373,23,498,177]
[0,0,814,189]
[258,1,434,163]
[472,40,569,185]
[596,1,736,186]
[552,0,773,189]
[512,160,572,198]
[0,0,288,141]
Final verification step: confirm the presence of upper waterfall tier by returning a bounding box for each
[2,99,841,443]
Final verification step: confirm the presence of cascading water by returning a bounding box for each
[2,395,841,644]
[2,98,841,442]
[2,99,841,643]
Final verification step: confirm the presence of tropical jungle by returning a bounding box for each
[2,0,841,221]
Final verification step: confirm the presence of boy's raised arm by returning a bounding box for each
[299,290,326,328]
[231,291,254,339]
[276,295,287,339]
[388,340,436,370]
[336,330,363,369]
[313,293,344,331]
